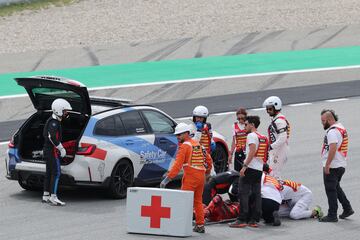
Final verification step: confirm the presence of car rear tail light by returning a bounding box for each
[8,134,15,148]
[8,140,15,148]
[76,144,96,155]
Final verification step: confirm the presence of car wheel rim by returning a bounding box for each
[113,163,133,195]
[212,146,227,173]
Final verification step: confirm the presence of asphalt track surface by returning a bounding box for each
[1,96,360,240]
[1,79,360,142]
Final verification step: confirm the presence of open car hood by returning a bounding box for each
[15,76,91,115]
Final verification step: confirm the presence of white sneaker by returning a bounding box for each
[49,195,66,206]
[42,195,50,203]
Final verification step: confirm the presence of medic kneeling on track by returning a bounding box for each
[279,179,323,220]
[160,123,213,233]
[192,106,216,155]
[202,164,275,224]
[203,165,272,206]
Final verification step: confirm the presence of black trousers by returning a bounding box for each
[262,198,280,223]
[234,149,246,172]
[202,179,238,205]
[237,168,262,222]
[323,167,352,217]
[43,150,61,195]
[203,180,216,205]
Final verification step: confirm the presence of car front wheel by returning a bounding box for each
[211,144,228,174]
[108,160,134,199]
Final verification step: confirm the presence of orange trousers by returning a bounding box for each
[181,171,205,225]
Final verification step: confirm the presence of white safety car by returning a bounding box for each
[5,76,229,198]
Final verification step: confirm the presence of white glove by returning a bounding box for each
[160,177,171,188]
[193,131,202,142]
[56,143,66,158]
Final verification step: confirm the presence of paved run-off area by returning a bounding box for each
[1,97,360,240]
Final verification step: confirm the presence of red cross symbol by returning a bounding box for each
[141,195,171,228]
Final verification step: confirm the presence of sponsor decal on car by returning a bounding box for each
[140,150,168,165]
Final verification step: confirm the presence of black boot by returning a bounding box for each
[193,225,205,233]
[319,215,338,222]
[339,209,354,219]
[272,211,281,226]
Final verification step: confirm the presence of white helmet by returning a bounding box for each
[263,96,282,110]
[51,98,72,117]
[174,123,191,135]
[193,105,209,118]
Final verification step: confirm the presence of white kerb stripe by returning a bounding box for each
[325,98,349,102]
[1,65,360,100]
[213,111,235,116]
[288,103,312,107]
[0,141,9,146]
[88,64,360,92]
[251,107,266,111]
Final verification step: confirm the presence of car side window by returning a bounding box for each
[94,115,125,136]
[120,111,148,135]
[142,110,175,134]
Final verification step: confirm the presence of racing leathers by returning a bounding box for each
[202,170,240,205]
[268,113,290,179]
[43,114,66,196]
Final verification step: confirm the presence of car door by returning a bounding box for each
[118,110,159,182]
[140,109,178,179]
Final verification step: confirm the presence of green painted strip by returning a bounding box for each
[1,46,360,96]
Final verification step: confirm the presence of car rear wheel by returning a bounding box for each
[18,175,42,191]
[108,160,134,199]
[211,144,228,174]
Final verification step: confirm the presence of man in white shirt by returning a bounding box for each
[229,116,267,228]
[319,109,354,222]
[261,173,282,226]
[263,96,290,179]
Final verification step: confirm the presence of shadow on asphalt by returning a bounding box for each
[8,180,182,204]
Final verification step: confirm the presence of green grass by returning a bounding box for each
[0,0,80,17]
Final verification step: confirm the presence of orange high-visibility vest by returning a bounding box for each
[255,132,269,163]
[282,179,301,192]
[183,140,207,171]
[167,138,213,180]
[337,127,349,157]
[322,126,349,157]
[264,175,282,191]
[200,124,212,154]
[234,122,247,151]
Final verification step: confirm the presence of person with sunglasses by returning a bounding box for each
[229,108,248,171]
[263,96,290,179]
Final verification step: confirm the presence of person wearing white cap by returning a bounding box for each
[160,123,212,233]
